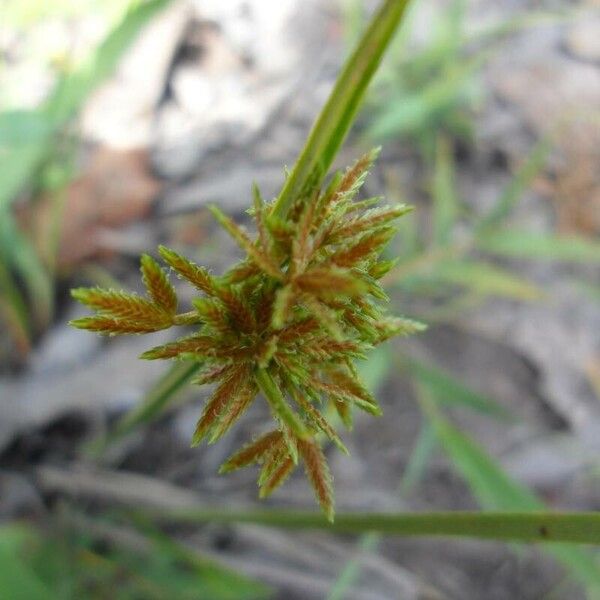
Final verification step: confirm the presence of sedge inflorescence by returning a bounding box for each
[71,149,423,520]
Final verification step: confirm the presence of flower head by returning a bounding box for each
[71,149,423,520]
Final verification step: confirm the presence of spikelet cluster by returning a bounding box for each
[71,149,423,520]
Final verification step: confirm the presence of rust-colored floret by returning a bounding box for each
[70,149,424,520]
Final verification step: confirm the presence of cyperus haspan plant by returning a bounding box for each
[71,148,423,520]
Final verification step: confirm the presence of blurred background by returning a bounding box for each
[1,0,599,598]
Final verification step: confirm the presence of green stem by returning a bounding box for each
[86,361,201,456]
[255,367,308,444]
[271,0,411,219]
[157,509,600,545]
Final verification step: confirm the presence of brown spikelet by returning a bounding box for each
[193,298,230,333]
[158,246,218,296]
[371,316,427,344]
[295,268,367,298]
[329,369,375,403]
[298,438,334,521]
[257,435,289,485]
[301,338,366,362]
[209,379,258,442]
[330,227,396,267]
[221,259,262,284]
[192,365,247,446]
[219,430,283,473]
[141,335,214,360]
[333,149,378,202]
[277,318,320,344]
[69,315,171,334]
[71,288,168,322]
[210,205,283,280]
[140,254,177,314]
[193,364,235,385]
[290,386,348,454]
[327,370,382,415]
[302,295,344,341]
[328,204,412,243]
[259,455,295,498]
[252,286,275,330]
[342,196,383,215]
[333,398,353,430]
[215,286,255,333]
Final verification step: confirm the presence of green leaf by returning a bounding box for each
[272,0,411,218]
[478,231,600,262]
[420,392,600,593]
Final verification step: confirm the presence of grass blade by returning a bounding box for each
[403,356,512,420]
[431,135,459,246]
[0,0,172,214]
[328,420,437,599]
[476,137,552,232]
[0,215,53,328]
[0,525,56,600]
[431,259,542,301]
[272,0,412,218]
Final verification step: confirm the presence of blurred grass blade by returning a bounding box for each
[478,230,600,262]
[46,0,172,123]
[0,0,172,213]
[476,138,551,233]
[327,532,380,600]
[328,420,436,600]
[433,260,542,301]
[87,361,201,455]
[0,525,56,600]
[367,53,485,141]
[0,258,30,354]
[129,514,271,600]
[419,389,600,592]
[431,135,459,246]
[0,215,53,328]
[403,356,512,420]
[163,508,600,545]
[400,422,437,494]
[272,0,411,218]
